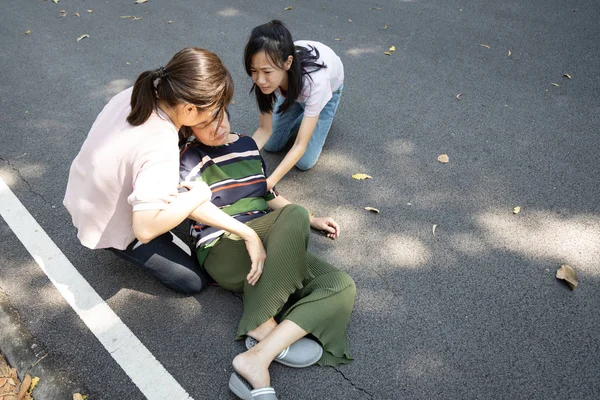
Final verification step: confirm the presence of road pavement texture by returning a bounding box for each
[1,0,600,399]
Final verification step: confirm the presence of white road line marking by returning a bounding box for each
[0,177,193,400]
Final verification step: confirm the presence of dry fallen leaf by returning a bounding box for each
[556,264,578,289]
[59,10,67,16]
[348,19,353,22]
[550,83,560,87]
[563,73,572,79]
[389,45,396,52]
[76,34,89,41]
[352,173,372,180]
[479,44,491,49]
[379,24,388,30]
[437,154,449,163]
[383,51,392,56]
[334,38,342,41]
[364,207,380,214]
[74,11,80,17]
[28,376,40,394]
[52,0,59,3]
[513,206,521,214]
[135,0,148,3]
[87,9,93,12]
[284,6,292,10]
[507,49,511,56]
[73,394,84,400]
[121,15,143,20]
[455,93,463,100]
[432,224,437,236]
[24,30,31,35]
[168,20,173,24]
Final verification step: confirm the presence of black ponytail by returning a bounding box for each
[127,69,161,126]
[127,48,234,128]
[244,20,326,115]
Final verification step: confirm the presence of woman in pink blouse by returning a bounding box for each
[64,47,267,294]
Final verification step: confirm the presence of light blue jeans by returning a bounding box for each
[264,83,344,170]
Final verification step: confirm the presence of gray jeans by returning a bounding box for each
[109,231,211,294]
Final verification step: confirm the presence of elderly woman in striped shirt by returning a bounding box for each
[179,111,355,400]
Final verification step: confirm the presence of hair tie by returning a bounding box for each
[157,66,167,79]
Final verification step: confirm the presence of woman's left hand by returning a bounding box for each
[310,216,341,240]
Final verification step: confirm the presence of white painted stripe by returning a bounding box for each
[0,178,193,400]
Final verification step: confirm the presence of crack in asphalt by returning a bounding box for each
[0,156,54,207]
[370,265,399,297]
[330,366,374,399]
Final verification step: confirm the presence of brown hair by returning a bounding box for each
[127,47,234,128]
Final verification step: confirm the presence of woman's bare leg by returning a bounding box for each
[232,320,307,388]
[246,317,278,341]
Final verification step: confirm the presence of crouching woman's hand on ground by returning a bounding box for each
[310,216,341,240]
[241,228,266,286]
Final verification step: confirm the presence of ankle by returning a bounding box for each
[247,318,278,341]
[233,352,270,388]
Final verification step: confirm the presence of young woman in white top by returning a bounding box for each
[244,20,344,189]
[64,47,267,294]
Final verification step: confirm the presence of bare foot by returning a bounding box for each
[247,317,277,341]
[232,350,271,389]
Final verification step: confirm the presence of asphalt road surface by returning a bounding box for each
[1,0,599,399]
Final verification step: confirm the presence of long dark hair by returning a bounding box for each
[127,47,233,133]
[244,20,326,114]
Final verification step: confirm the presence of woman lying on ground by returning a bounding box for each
[179,111,356,399]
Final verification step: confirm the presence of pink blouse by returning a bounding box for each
[64,87,179,250]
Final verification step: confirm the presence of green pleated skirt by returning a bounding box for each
[202,204,355,366]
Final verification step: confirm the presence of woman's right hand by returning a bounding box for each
[179,180,212,204]
[243,231,266,286]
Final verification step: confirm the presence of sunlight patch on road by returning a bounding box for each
[449,232,488,256]
[217,7,241,17]
[91,79,132,102]
[315,150,366,173]
[383,138,416,157]
[381,234,431,268]
[477,210,600,276]
[403,352,445,379]
[346,47,377,57]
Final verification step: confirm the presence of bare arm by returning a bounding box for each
[266,115,319,190]
[252,112,273,150]
[188,201,257,241]
[266,194,340,239]
[132,183,211,244]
